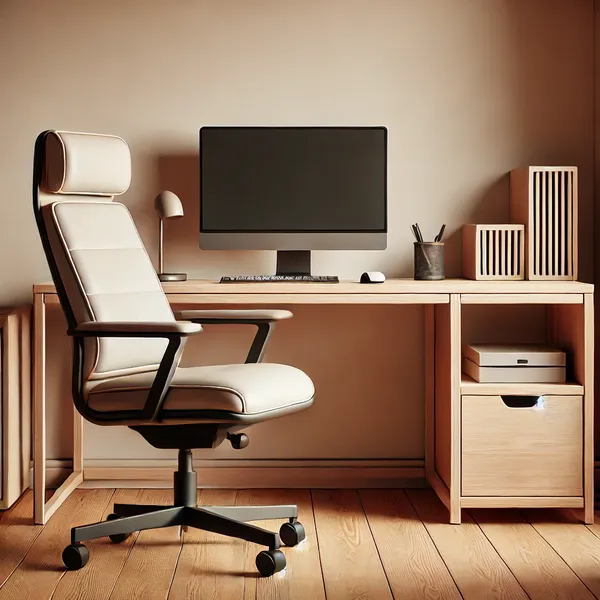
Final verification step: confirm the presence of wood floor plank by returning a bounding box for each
[5,486,598,600]
[167,490,247,600]
[406,489,527,600]
[311,489,393,600]
[52,489,144,600]
[0,491,44,588]
[360,489,461,600]
[526,508,600,598]
[108,490,182,600]
[472,508,594,600]
[238,489,326,600]
[0,489,114,600]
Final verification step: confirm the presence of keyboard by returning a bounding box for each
[220,275,339,283]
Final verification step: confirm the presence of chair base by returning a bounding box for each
[62,449,306,577]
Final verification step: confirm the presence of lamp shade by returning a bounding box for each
[154,190,184,219]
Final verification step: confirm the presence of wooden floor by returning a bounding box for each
[1,488,600,599]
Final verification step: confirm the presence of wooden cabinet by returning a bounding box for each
[427,289,594,524]
[0,306,31,510]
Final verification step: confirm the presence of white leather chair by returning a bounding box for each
[32,130,315,576]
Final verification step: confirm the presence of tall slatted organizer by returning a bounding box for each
[0,306,31,510]
[509,167,578,280]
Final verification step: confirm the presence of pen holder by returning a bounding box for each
[414,242,445,280]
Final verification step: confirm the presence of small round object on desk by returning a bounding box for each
[360,271,386,284]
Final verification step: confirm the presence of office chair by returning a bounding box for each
[32,130,315,576]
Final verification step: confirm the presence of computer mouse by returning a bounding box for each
[360,271,386,283]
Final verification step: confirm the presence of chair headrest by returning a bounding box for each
[44,130,131,196]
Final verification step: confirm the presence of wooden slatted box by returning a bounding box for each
[510,166,578,280]
[462,224,525,280]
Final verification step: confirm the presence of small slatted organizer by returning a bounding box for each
[462,224,524,280]
[510,166,578,280]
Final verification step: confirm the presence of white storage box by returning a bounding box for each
[462,344,566,383]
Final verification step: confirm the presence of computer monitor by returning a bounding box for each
[199,126,387,275]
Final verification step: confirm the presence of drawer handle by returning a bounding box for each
[500,396,541,409]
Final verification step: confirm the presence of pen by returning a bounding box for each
[435,224,446,242]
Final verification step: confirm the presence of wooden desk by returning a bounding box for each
[32,279,594,524]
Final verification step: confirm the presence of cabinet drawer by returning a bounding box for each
[462,395,582,497]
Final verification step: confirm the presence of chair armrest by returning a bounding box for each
[174,309,291,364]
[68,321,202,338]
[174,309,292,324]
[69,321,198,421]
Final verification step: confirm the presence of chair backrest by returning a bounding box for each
[33,130,175,381]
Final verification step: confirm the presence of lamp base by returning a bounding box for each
[158,273,187,282]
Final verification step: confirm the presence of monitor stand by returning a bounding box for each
[276,251,311,276]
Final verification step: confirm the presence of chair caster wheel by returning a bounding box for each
[62,543,89,570]
[256,549,286,576]
[107,513,132,543]
[280,521,306,547]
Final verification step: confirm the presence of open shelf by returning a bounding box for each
[460,374,583,396]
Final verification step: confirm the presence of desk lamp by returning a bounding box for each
[154,190,187,282]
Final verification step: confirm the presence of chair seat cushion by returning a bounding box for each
[85,363,315,415]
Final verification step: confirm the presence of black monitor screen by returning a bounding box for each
[200,127,387,232]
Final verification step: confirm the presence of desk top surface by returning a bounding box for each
[34,278,594,295]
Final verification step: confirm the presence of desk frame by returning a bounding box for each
[32,279,594,525]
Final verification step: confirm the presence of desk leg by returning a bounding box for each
[427,298,461,524]
[583,294,594,524]
[424,306,435,481]
[448,295,461,524]
[33,293,84,525]
[33,293,46,524]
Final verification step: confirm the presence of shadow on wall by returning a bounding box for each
[154,153,274,278]
[46,305,73,459]
[444,175,510,277]
[506,0,593,284]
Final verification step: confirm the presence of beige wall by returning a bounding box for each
[1,0,595,462]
